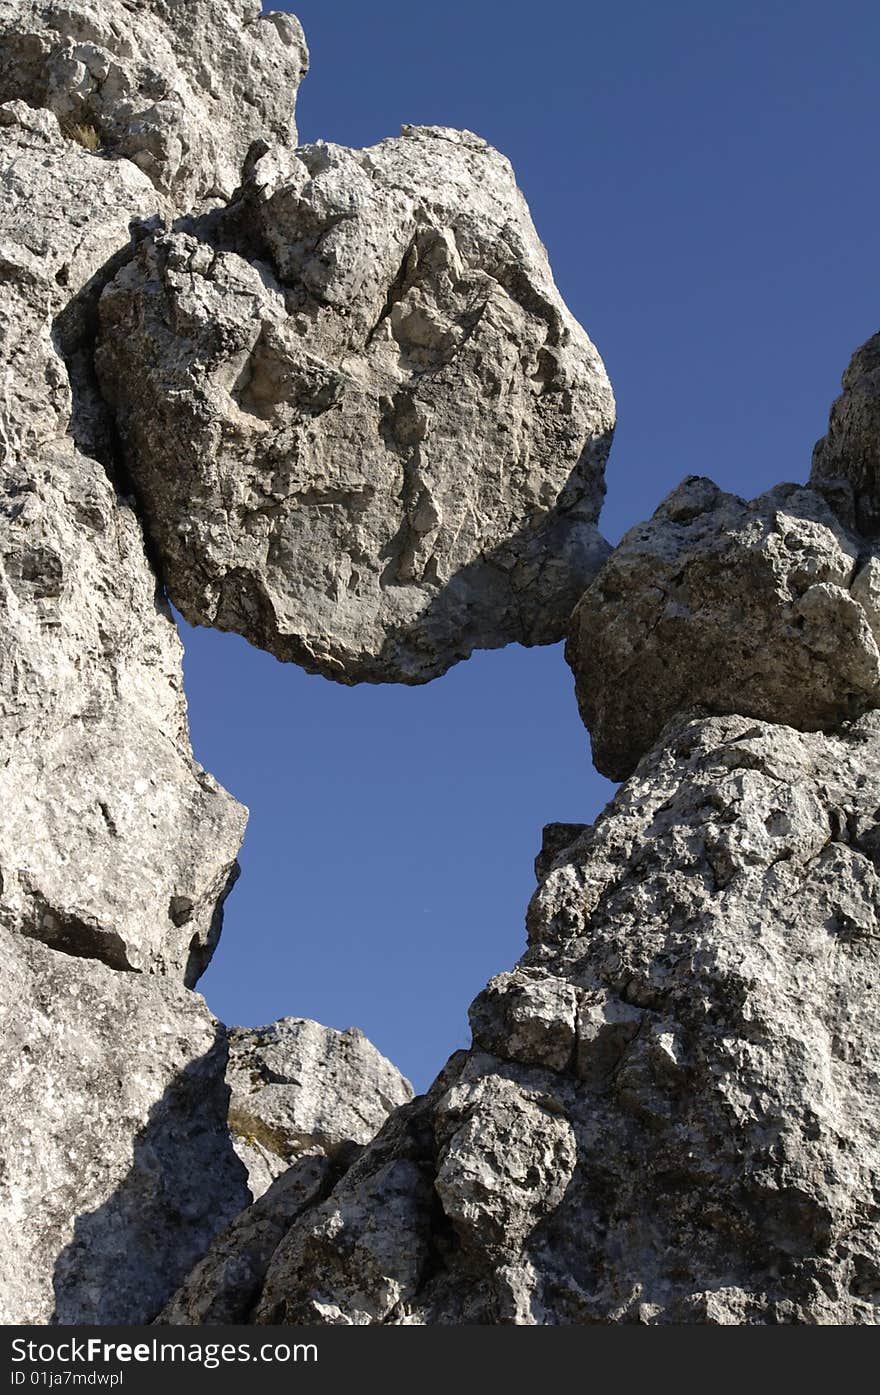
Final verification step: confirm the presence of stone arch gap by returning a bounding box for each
[178,616,614,1090]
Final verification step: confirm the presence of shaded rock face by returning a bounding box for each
[566,476,880,780]
[0,0,308,204]
[811,332,880,536]
[0,926,249,1324]
[0,100,249,1320]
[230,714,880,1325]
[226,1018,414,1198]
[95,125,615,684]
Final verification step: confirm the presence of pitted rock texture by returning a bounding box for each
[811,331,880,536]
[0,98,249,1323]
[202,714,880,1325]
[227,1018,414,1198]
[0,0,308,205]
[566,476,880,780]
[0,102,246,981]
[95,124,615,684]
[0,925,249,1324]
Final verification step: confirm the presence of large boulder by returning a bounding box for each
[811,331,880,535]
[227,1018,414,1198]
[566,476,880,780]
[211,714,880,1325]
[0,0,308,204]
[95,125,615,684]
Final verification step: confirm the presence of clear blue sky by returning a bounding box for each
[185,0,879,1090]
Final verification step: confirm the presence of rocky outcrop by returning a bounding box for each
[811,332,880,536]
[0,100,246,982]
[0,87,248,1318]
[227,1018,413,1198]
[227,714,880,1325]
[0,0,308,205]
[95,126,615,684]
[566,477,880,779]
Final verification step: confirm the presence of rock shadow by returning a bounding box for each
[50,1023,250,1325]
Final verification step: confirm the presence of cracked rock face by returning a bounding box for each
[221,714,880,1325]
[226,1018,414,1198]
[566,476,880,780]
[0,99,249,1321]
[0,102,246,982]
[0,925,249,1324]
[0,0,308,204]
[95,125,615,684]
[811,331,880,535]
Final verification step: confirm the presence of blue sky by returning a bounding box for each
[185,0,879,1090]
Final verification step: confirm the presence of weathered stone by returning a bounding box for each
[0,97,248,1323]
[811,331,880,535]
[227,1018,413,1198]
[233,714,880,1324]
[0,0,308,205]
[0,925,249,1324]
[566,476,880,779]
[95,125,615,684]
[0,101,246,982]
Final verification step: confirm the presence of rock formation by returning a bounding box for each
[811,331,880,536]
[0,0,308,204]
[566,476,880,780]
[95,126,615,684]
[2,0,879,1332]
[164,712,878,1326]
[227,1018,413,1198]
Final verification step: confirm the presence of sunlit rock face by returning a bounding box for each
[194,716,880,1326]
[566,476,880,780]
[0,0,308,205]
[96,125,615,685]
[226,1018,414,1199]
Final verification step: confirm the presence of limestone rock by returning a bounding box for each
[241,714,880,1324]
[0,101,246,982]
[227,1018,414,1197]
[0,96,249,1324]
[0,925,249,1324]
[811,331,880,535]
[95,125,615,684]
[566,476,880,780]
[0,0,308,205]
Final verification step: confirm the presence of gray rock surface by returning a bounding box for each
[0,0,308,205]
[238,714,880,1324]
[95,125,615,684]
[227,1018,414,1197]
[0,97,248,1321]
[0,925,249,1324]
[811,331,880,535]
[566,476,880,779]
[0,101,246,981]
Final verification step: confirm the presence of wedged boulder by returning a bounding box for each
[227,1018,413,1198]
[226,714,880,1325]
[811,331,880,535]
[0,101,246,981]
[566,476,880,780]
[0,0,308,204]
[0,925,249,1324]
[95,125,615,684]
